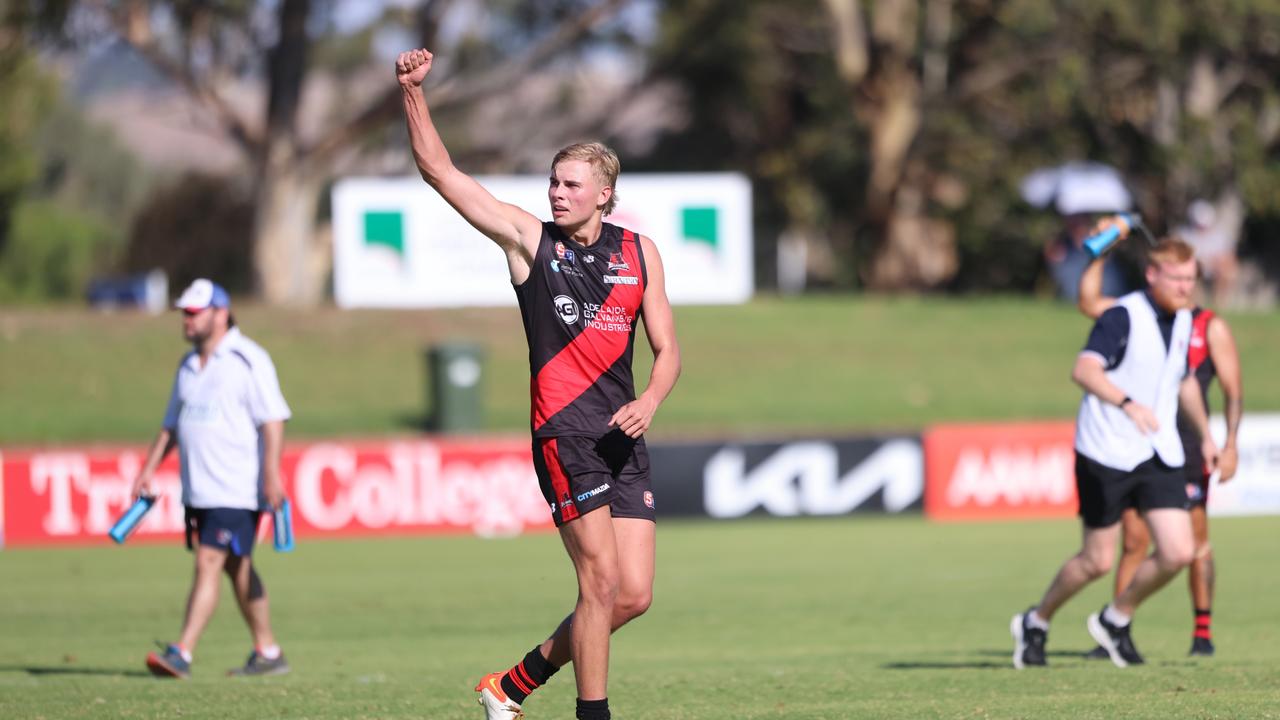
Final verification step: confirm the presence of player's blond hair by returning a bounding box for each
[1148,237,1195,266]
[552,142,620,216]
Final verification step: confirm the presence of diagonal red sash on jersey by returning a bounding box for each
[532,232,645,431]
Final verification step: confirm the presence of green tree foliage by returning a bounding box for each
[647,0,1280,292]
[0,46,151,301]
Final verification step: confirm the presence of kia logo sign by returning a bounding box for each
[701,439,923,518]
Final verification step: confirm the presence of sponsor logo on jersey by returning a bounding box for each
[554,295,580,324]
[583,254,595,263]
[576,483,611,502]
[603,275,639,285]
[582,303,633,333]
[551,259,583,277]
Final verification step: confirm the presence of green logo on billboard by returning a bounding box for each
[364,210,405,256]
[681,206,719,250]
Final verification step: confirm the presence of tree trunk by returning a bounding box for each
[253,143,326,305]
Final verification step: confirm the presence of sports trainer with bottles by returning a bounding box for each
[1011,239,1218,669]
[1076,238,1244,657]
[130,279,292,679]
[397,48,681,720]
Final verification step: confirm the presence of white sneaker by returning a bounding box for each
[475,671,525,719]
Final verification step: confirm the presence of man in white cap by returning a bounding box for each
[129,278,292,679]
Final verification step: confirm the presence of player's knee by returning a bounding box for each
[1120,534,1148,558]
[615,588,652,622]
[1079,552,1113,579]
[1193,541,1213,561]
[579,569,620,608]
[1157,544,1194,571]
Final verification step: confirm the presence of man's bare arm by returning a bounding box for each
[609,236,681,438]
[1072,354,1159,434]
[1180,373,1220,473]
[1077,257,1118,320]
[1208,316,1243,481]
[130,429,176,501]
[397,49,542,282]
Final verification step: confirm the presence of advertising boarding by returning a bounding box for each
[332,174,753,308]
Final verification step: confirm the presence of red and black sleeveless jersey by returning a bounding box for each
[515,222,648,438]
[1187,307,1217,405]
[1177,307,1217,448]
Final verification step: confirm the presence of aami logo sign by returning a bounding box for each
[701,439,923,518]
[923,421,1078,521]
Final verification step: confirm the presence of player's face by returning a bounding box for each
[1146,258,1198,313]
[548,160,611,228]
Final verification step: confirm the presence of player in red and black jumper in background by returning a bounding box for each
[1078,245,1244,656]
[398,49,681,720]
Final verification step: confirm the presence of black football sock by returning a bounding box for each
[499,647,560,704]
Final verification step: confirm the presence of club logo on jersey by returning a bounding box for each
[559,492,576,513]
[555,242,575,264]
[608,252,629,272]
[554,295,580,324]
[644,491,655,509]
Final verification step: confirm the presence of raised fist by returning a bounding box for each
[396,49,433,88]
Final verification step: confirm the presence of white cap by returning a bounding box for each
[174,279,230,311]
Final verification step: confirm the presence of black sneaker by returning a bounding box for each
[227,650,290,677]
[1189,636,1215,656]
[1087,607,1145,668]
[1011,607,1047,669]
[1084,644,1110,660]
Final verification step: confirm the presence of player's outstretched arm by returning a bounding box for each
[396,49,542,282]
[609,236,681,439]
[1208,316,1243,481]
[1077,256,1117,319]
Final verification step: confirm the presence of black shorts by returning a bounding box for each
[533,430,655,527]
[1075,453,1193,528]
[184,507,262,557]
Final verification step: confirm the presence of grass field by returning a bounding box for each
[4,297,1280,444]
[2,516,1278,719]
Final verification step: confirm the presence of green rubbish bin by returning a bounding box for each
[425,342,485,432]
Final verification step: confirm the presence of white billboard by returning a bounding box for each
[1207,413,1280,517]
[332,174,753,308]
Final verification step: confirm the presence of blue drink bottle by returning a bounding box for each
[1083,213,1136,258]
[109,495,156,544]
[273,498,295,552]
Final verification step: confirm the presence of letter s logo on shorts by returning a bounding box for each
[554,295,579,325]
[644,491,654,509]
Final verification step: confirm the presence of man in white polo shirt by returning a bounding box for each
[1010,239,1219,669]
[129,278,292,679]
